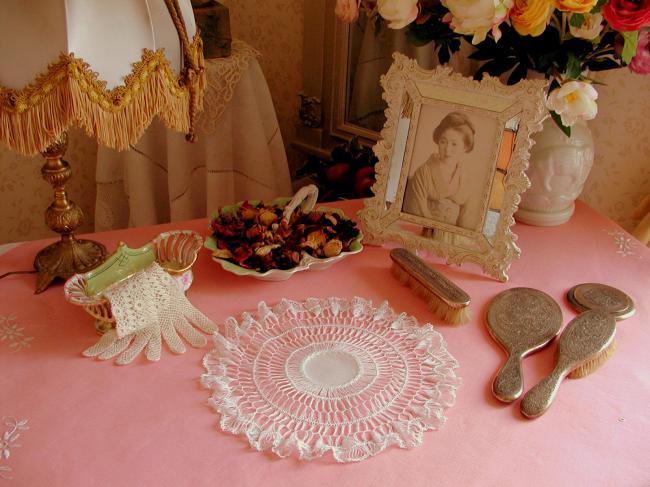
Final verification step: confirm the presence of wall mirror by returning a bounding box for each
[295,1,477,155]
[343,13,478,136]
[358,54,547,281]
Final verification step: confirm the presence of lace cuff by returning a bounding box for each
[103,263,172,338]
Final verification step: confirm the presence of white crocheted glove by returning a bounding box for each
[83,263,216,365]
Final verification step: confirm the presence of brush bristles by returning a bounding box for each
[568,340,617,379]
[390,262,471,325]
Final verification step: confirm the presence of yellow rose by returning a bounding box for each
[510,0,554,36]
[556,0,597,13]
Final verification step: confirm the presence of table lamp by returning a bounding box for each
[0,0,205,293]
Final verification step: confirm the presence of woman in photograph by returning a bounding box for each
[403,111,475,228]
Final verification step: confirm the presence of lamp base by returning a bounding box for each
[34,237,106,294]
[34,132,107,293]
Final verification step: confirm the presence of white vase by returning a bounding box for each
[516,118,594,226]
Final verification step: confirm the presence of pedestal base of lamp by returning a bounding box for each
[32,132,107,293]
[34,238,106,294]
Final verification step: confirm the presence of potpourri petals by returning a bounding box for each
[209,200,361,272]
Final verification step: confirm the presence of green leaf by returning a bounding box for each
[597,31,618,52]
[621,31,639,64]
[438,45,451,65]
[349,136,362,153]
[548,78,561,92]
[436,37,461,65]
[570,13,585,28]
[565,52,583,79]
[406,28,434,47]
[578,74,607,85]
[550,111,572,138]
[468,50,499,61]
[467,43,502,60]
[590,0,608,13]
[374,15,383,37]
[508,62,529,85]
[474,57,518,80]
[584,57,621,71]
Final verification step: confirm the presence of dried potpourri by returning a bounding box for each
[209,201,360,272]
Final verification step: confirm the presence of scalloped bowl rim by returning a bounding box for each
[204,202,363,280]
[64,230,203,305]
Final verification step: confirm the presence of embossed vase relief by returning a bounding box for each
[516,118,595,226]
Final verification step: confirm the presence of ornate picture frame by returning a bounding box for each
[358,54,547,281]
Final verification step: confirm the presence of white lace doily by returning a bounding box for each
[199,40,261,135]
[201,297,460,462]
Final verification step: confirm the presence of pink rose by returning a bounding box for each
[335,0,360,23]
[630,30,650,74]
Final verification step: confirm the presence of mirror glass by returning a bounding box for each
[482,115,519,242]
[345,16,477,134]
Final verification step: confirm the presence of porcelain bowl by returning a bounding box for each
[204,198,363,281]
[64,230,203,332]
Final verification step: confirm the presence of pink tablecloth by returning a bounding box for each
[1,200,649,486]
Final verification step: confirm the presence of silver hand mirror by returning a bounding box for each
[486,287,563,402]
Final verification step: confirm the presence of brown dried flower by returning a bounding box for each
[209,200,360,272]
[323,239,343,257]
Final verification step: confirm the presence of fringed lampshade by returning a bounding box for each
[0,0,205,293]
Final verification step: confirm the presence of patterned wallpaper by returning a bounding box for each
[0,2,648,244]
[219,0,304,170]
[581,69,650,231]
[0,129,97,244]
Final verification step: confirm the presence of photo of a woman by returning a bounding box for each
[402,111,475,227]
[401,107,495,233]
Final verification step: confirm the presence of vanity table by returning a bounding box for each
[0,200,648,485]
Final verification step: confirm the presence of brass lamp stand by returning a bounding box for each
[33,132,106,293]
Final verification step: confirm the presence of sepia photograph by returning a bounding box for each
[358,55,548,281]
[401,105,499,233]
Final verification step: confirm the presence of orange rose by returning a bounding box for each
[510,0,554,36]
[556,0,597,14]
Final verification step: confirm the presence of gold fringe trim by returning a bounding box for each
[0,34,205,156]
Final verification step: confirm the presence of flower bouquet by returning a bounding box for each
[335,0,650,135]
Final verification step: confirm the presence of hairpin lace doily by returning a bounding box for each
[202,297,460,462]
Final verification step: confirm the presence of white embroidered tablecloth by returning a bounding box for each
[94,40,292,231]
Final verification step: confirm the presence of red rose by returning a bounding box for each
[602,0,650,31]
